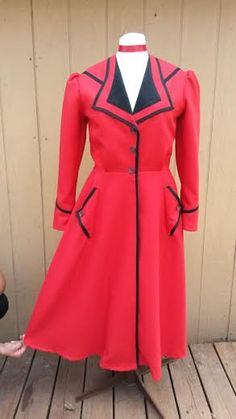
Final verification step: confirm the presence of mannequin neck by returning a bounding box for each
[115,32,149,111]
[116,32,148,57]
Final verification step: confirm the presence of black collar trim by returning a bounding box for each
[92,58,136,129]
[135,58,174,124]
[83,71,103,85]
[164,67,181,83]
[91,55,176,128]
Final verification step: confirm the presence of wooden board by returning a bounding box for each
[169,346,212,418]
[81,355,113,419]
[143,364,179,418]
[15,350,59,418]
[49,357,85,418]
[191,343,236,418]
[1,343,236,418]
[0,348,35,417]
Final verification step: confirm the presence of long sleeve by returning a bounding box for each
[175,69,200,231]
[53,72,87,231]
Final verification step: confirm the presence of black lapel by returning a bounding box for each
[107,55,161,115]
[86,53,178,128]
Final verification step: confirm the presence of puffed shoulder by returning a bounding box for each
[63,72,81,101]
[181,69,200,111]
[68,72,80,81]
[185,69,200,96]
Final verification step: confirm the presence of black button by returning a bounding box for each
[128,167,135,174]
[130,125,138,132]
[129,146,136,153]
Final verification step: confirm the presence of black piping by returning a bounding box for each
[78,187,97,209]
[92,56,176,128]
[92,57,136,130]
[170,209,182,235]
[166,185,182,205]
[134,127,140,367]
[56,200,73,214]
[77,215,90,238]
[83,71,103,85]
[166,185,199,235]
[164,67,181,83]
[166,186,182,235]
[181,205,199,213]
[136,58,174,124]
[75,187,98,238]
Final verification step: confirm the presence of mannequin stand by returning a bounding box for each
[75,357,177,418]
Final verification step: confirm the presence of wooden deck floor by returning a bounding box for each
[0,342,236,418]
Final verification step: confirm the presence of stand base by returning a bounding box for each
[75,357,177,418]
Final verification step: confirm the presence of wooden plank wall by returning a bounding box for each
[0,0,235,344]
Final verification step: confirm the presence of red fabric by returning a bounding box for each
[118,44,147,52]
[23,53,200,382]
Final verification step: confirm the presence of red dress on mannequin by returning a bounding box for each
[23,47,200,382]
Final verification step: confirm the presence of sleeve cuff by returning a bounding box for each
[181,205,199,231]
[52,200,74,231]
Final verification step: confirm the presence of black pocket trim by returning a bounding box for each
[75,187,98,238]
[166,185,182,206]
[170,208,182,235]
[166,185,182,235]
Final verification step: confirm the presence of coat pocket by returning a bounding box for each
[164,185,182,235]
[75,186,98,238]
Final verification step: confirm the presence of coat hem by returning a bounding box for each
[24,338,187,381]
[24,339,139,371]
[99,360,138,371]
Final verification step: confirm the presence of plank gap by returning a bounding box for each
[213,342,236,396]
[45,355,61,418]
[80,357,88,419]
[0,355,8,374]
[167,359,181,418]
[12,349,37,418]
[188,344,214,416]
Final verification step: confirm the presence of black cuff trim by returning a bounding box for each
[56,200,73,214]
[181,205,199,213]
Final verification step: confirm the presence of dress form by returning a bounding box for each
[75,33,177,418]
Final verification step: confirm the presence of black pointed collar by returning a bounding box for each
[87,53,178,128]
[107,54,161,114]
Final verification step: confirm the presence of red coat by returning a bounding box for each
[23,51,200,381]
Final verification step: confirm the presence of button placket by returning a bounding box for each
[129,125,138,174]
[130,125,138,132]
